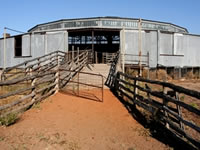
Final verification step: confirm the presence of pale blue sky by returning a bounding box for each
[1,0,200,37]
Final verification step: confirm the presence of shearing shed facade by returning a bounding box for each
[0,17,200,74]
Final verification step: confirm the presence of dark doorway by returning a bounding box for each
[14,36,22,57]
[68,29,120,63]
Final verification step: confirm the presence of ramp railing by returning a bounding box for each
[1,51,66,81]
[0,50,91,117]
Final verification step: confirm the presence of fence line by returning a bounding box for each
[108,70,200,149]
[106,53,200,149]
[0,50,90,117]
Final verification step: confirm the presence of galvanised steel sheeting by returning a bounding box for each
[0,32,68,68]
[123,30,157,67]
[29,17,187,33]
[158,33,200,67]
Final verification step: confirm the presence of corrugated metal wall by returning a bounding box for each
[0,28,200,68]
[123,30,157,67]
[123,30,200,68]
[0,31,68,68]
[158,33,200,67]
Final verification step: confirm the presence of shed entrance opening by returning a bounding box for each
[68,29,120,63]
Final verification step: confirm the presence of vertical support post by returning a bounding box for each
[25,63,28,76]
[146,84,152,112]
[147,68,150,79]
[138,19,142,77]
[37,58,41,73]
[31,63,36,102]
[133,79,137,104]
[55,52,60,93]
[92,30,94,63]
[175,92,184,131]
[30,67,33,77]
[77,47,79,66]
[163,86,169,129]
[122,28,125,74]
[179,67,181,79]
[31,78,37,102]
[192,67,194,79]
[95,51,97,63]
[72,46,74,69]
[55,70,60,93]
[114,72,120,95]
[3,27,7,69]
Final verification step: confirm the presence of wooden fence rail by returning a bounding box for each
[0,50,90,118]
[110,71,200,149]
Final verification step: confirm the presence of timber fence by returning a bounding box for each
[0,50,90,117]
[106,53,200,149]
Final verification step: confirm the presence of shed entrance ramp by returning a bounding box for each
[60,64,111,102]
[60,70,104,102]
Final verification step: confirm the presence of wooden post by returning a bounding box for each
[179,67,181,79]
[133,79,137,106]
[77,47,79,66]
[55,70,60,93]
[95,51,97,64]
[175,92,184,131]
[38,58,41,73]
[114,72,120,95]
[55,52,60,93]
[163,86,169,129]
[31,78,37,102]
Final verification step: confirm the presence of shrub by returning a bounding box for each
[0,113,19,126]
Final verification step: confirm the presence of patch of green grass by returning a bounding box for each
[180,95,185,101]
[0,113,19,126]
[190,103,199,109]
[0,136,5,142]
[31,102,41,109]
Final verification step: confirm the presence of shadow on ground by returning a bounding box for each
[111,89,197,150]
[60,89,103,102]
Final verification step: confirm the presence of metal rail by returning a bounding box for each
[59,69,104,102]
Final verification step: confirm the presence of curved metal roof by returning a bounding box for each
[28,16,188,33]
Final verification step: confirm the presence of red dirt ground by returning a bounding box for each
[0,90,171,150]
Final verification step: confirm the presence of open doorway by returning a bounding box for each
[68,29,120,63]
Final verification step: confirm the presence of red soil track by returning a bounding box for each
[0,90,170,150]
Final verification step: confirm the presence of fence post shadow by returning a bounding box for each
[109,87,198,150]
